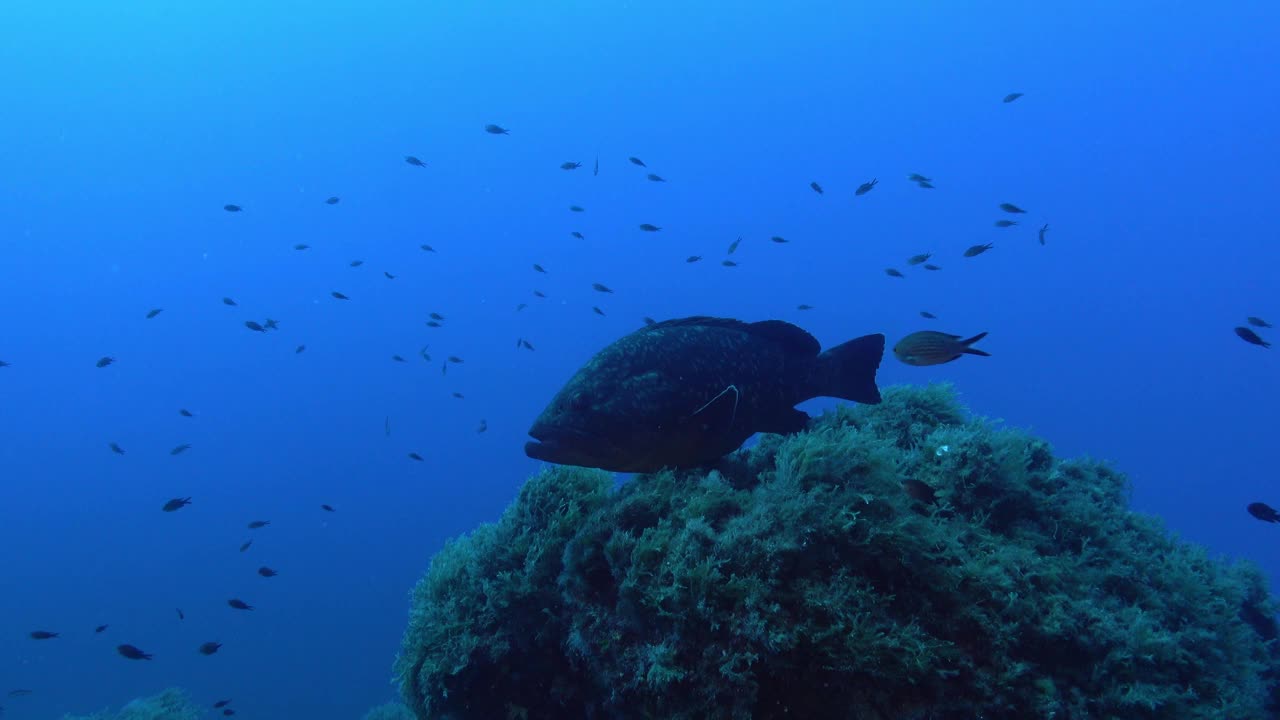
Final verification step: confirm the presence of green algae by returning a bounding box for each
[396,384,1280,719]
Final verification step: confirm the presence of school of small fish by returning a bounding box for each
[0,91,1274,717]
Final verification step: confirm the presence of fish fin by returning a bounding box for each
[746,320,821,356]
[758,407,809,435]
[960,332,991,356]
[814,333,885,404]
[688,385,740,436]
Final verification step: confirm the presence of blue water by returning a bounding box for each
[2,1,1278,717]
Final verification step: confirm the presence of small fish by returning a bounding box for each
[247,520,270,529]
[331,291,350,300]
[1247,502,1280,523]
[963,243,994,257]
[321,504,335,512]
[162,497,191,512]
[117,644,152,660]
[294,243,310,250]
[516,303,527,311]
[722,260,738,268]
[96,356,115,368]
[419,346,431,361]
[1038,223,1049,245]
[533,264,547,274]
[810,181,823,194]
[385,416,391,437]
[571,231,585,239]
[213,700,232,709]
[628,157,646,167]
[524,316,884,472]
[592,283,614,294]
[593,306,606,316]
[994,219,1018,228]
[223,204,242,212]
[893,331,990,366]
[109,442,125,455]
[885,268,904,278]
[349,260,364,267]
[146,308,164,319]
[923,264,942,271]
[223,710,235,717]
[295,345,306,354]
[920,311,937,319]
[263,319,278,331]
[727,236,741,255]
[560,161,582,170]
[245,320,266,332]
[8,689,32,697]
[175,608,184,620]
[385,271,396,279]
[476,420,488,434]
[324,196,340,205]
[239,540,252,553]
[95,624,109,633]
[198,642,222,655]
[1248,316,1273,328]
[686,255,702,263]
[902,479,937,504]
[0,360,8,367]
[484,124,509,135]
[1235,327,1271,348]
[1002,92,1024,103]
[907,173,932,182]
[222,297,238,306]
[646,174,666,183]
[405,156,427,167]
[426,321,443,328]
[519,339,535,351]
[408,452,424,462]
[796,304,814,311]
[593,156,599,176]
[915,180,935,189]
[452,392,465,399]
[906,253,931,266]
[447,356,463,364]
[569,205,585,212]
[392,355,406,363]
[999,203,1026,214]
[533,290,547,298]
[29,631,58,640]
[170,444,191,456]
[855,179,878,196]
[638,223,661,232]
[227,599,253,611]
[420,244,437,253]
[770,236,788,244]
[258,566,278,578]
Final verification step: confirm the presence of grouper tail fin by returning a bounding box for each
[813,333,885,404]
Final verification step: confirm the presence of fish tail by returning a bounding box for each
[814,333,884,404]
[960,332,991,356]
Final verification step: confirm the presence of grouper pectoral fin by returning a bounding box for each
[688,384,740,437]
[757,407,809,435]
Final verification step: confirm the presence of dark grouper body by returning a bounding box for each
[525,316,885,472]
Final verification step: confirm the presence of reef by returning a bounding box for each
[60,688,199,720]
[395,384,1280,720]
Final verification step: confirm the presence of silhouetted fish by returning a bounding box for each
[893,331,990,366]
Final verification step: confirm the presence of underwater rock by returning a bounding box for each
[395,384,1280,720]
[61,688,199,720]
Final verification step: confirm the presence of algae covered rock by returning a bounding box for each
[61,688,199,720]
[396,384,1280,719]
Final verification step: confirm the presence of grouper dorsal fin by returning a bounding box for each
[644,316,820,357]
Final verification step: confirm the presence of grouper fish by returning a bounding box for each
[524,316,885,473]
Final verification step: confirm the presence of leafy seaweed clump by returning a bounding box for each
[396,384,1280,720]
[61,688,200,720]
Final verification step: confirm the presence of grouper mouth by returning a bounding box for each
[524,424,620,468]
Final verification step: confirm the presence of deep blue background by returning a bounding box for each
[2,1,1278,717]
